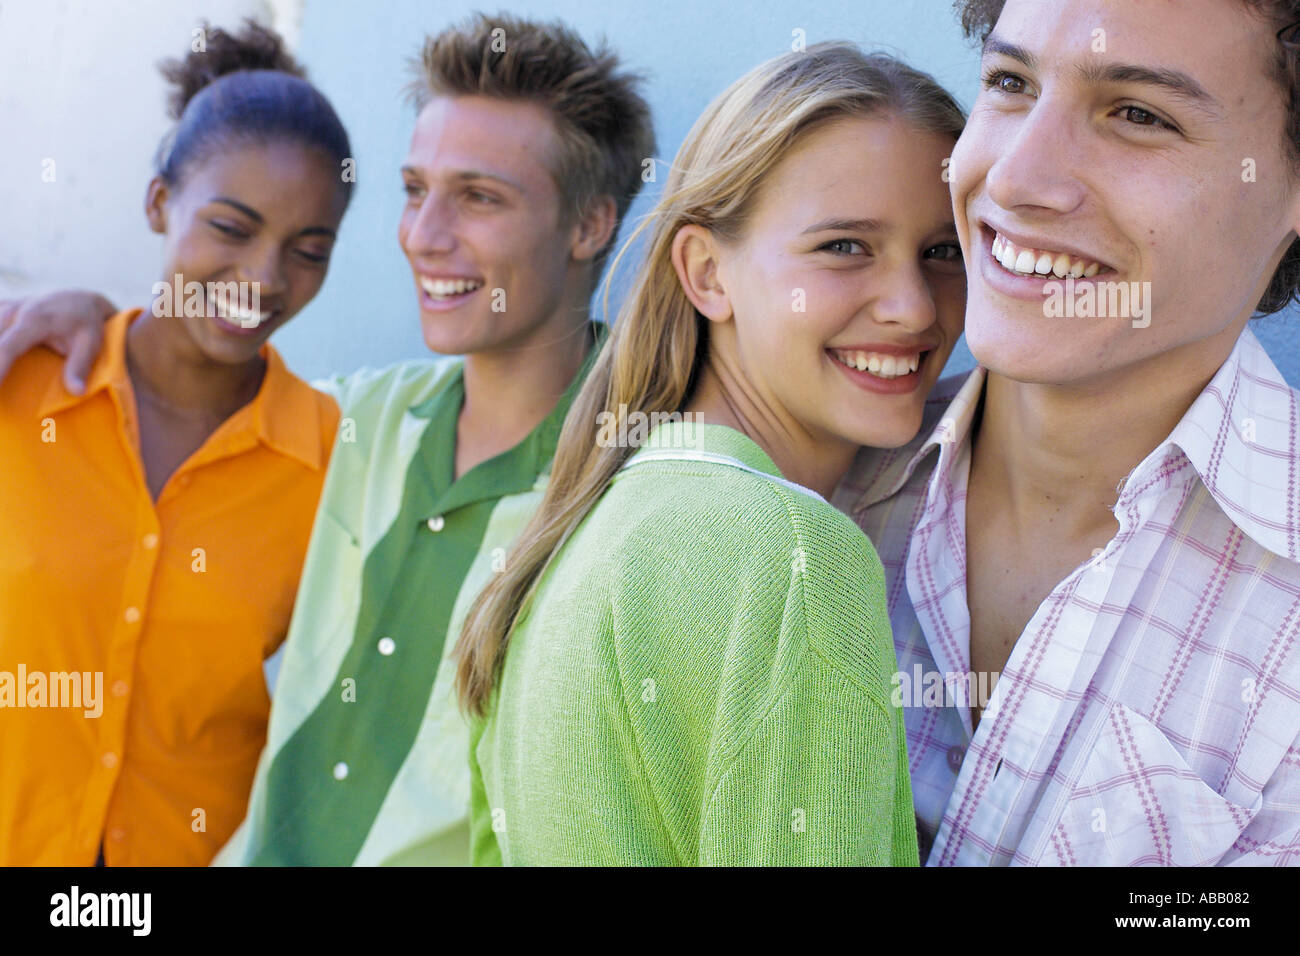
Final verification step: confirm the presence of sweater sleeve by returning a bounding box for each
[695,511,917,866]
[467,719,503,866]
[608,469,918,866]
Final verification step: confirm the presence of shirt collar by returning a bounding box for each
[38,307,328,472]
[38,309,134,418]
[407,320,610,513]
[835,367,982,517]
[837,326,1300,564]
[1132,325,1300,562]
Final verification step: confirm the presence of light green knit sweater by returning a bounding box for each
[468,422,918,866]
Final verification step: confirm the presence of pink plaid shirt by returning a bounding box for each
[833,327,1300,866]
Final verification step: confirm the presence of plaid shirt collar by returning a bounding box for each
[840,325,1300,562]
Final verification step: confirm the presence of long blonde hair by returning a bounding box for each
[455,42,966,715]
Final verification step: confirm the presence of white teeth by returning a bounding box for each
[420,277,483,298]
[831,349,922,380]
[212,298,270,328]
[993,232,1104,279]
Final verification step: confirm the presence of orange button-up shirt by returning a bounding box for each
[0,309,339,865]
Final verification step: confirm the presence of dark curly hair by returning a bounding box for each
[953,0,1300,315]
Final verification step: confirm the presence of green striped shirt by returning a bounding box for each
[215,328,604,866]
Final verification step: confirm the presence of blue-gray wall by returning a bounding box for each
[243,1,1300,384]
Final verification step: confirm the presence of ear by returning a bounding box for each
[144,177,169,235]
[569,195,619,263]
[670,224,733,324]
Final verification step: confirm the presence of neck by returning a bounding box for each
[459,311,594,450]
[971,333,1239,541]
[125,309,266,420]
[683,350,857,499]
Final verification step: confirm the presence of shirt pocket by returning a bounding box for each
[1040,701,1260,866]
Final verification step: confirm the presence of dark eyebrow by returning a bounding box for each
[212,197,263,223]
[983,33,1223,117]
[802,217,885,235]
[211,197,336,240]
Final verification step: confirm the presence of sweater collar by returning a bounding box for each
[630,420,784,477]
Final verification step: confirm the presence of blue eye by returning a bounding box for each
[820,238,866,255]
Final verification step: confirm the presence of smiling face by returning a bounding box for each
[399,95,592,357]
[704,113,966,451]
[952,0,1300,387]
[146,141,346,365]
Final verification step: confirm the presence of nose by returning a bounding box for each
[236,242,289,307]
[869,259,939,332]
[984,90,1087,217]
[400,189,458,257]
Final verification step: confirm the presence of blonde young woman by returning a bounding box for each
[456,43,968,866]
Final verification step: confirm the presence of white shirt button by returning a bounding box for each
[426,515,445,532]
[333,761,349,781]
[124,607,141,624]
[141,533,158,550]
[377,637,395,656]
[101,752,118,769]
[111,680,128,698]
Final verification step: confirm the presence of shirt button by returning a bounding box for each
[124,607,141,624]
[141,533,158,550]
[947,746,965,773]
[377,637,395,656]
[101,752,118,769]
[108,827,127,842]
[111,680,129,698]
[426,515,445,532]
[333,761,349,781]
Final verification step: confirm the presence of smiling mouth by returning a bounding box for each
[420,277,484,301]
[829,348,925,380]
[210,297,276,330]
[987,228,1111,279]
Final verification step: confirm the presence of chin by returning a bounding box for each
[963,312,1069,384]
[418,316,482,357]
[843,412,924,451]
